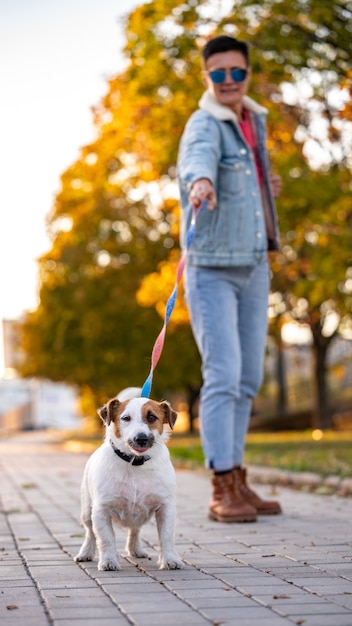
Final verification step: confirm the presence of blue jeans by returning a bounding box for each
[185,261,270,471]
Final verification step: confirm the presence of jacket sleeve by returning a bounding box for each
[177,111,221,192]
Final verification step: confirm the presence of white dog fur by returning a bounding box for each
[74,388,183,571]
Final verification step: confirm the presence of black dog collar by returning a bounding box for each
[110,440,151,466]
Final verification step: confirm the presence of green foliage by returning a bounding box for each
[168,430,352,478]
[244,430,352,478]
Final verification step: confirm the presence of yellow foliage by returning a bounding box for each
[272,130,292,143]
[137,250,190,325]
[318,234,329,247]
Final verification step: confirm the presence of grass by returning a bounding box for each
[60,428,352,479]
[167,430,352,478]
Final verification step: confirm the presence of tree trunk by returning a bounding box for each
[311,321,335,430]
[187,385,200,433]
[276,338,288,417]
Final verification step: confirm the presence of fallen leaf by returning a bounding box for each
[262,554,275,558]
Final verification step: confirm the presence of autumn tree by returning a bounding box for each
[19,0,206,413]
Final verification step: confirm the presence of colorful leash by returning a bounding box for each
[140,201,207,398]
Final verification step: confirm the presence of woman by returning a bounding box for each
[177,35,282,522]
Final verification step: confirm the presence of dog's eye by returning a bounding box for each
[146,412,158,424]
[121,414,131,422]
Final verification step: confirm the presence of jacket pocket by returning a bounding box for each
[218,157,246,197]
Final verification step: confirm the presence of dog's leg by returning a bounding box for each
[92,507,120,571]
[155,502,183,570]
[74,488,96,563]
[74,514,96,563]
[126,527,149,558]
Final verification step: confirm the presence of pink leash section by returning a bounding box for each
[140,201,207,398]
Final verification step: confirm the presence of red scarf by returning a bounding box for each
[239,108,263,185]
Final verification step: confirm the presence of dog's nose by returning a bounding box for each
[134,433,153,448]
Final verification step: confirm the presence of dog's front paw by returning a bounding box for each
[158,553,184,570]
[98,557,121,571]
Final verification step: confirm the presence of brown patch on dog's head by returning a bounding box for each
[140,400,177,434]
[97,398,121,426]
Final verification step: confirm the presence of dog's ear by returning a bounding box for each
[159,401,177,430]
[97,404,108,424]
[97,399,120,425]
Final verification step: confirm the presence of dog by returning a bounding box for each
[74,388,183,571]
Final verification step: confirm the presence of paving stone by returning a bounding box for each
[0,579,35,588]
[278,602,352,615]
[0,586,44,607]
[54,621,128,626]
[190,595,261,608]
[292,616,352,626]
[214,618,297,626]
[0,565,32,580]
[1,617,49,626]
[42,591,112,609]
[0,604,49,620]
[118,598,194,613]
[125,611,211,625]
[48,606,124,619]
[201,604,285,619]
[252,592,331,605]
[60,620,130,626]
[162,577,227,589]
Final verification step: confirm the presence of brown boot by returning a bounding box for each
[209,472,257,523]
[233,467,282,515]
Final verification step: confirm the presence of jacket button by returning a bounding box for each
[245,169,251,175]
[240,149,247,155]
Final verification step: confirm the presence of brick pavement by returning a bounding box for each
[1,430,352,626]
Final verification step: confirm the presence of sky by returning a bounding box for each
[0,0,141,324]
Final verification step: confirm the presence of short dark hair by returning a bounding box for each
[202,35,250,66]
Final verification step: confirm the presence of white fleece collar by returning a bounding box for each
[199,90,267,122]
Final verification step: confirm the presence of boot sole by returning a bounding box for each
[208,511,257,523]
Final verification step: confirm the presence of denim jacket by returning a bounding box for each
[177,91,280,266]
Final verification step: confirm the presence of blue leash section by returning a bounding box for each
[140,201,207,398]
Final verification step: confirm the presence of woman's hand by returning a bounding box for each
[189,178,217,210]
[270,173,282,198]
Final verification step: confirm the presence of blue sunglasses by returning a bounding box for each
[208,68,248,84]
